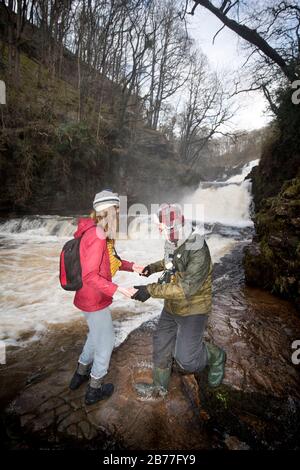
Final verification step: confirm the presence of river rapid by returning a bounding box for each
[0,160,258,348]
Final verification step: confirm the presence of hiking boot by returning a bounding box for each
[85,376,114,405]
[135,367,171,399]
[205,343,226,388]
[69,362,91,390]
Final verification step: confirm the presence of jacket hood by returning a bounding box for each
[74,218,96,238]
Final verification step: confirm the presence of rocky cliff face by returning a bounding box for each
[244,177,300,309]
[244,88,300,308]
[0,121,197,215]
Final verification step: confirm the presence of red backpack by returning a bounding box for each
[59,237,83,291]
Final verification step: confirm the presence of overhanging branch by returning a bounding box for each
[190,0,298,82]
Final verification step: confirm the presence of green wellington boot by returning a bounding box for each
[205,343,226,388]
[135,367,171,399]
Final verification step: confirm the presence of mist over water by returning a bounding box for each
[0,159,258,347]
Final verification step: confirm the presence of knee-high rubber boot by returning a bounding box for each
[135,367,171,399]
[205,343,226,388]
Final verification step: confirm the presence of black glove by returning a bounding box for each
[140,265,151,277]
[131,285,151,302]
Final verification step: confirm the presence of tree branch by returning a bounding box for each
[212,24,225,44]
[190,0,298,82]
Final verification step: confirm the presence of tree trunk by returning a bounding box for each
[77,45,81,122]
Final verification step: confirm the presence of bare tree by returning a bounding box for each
[145,0,191,130]
[178,50,234,165]
[2,0,29,86]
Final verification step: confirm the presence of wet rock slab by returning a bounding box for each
[5,323,214,450]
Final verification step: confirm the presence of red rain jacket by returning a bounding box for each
[73,218,133,312]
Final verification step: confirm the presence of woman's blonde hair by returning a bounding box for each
[90,206,118,242]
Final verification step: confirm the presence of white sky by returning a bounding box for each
[187,7,272,131]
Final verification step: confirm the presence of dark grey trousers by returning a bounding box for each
[153,308,208,373]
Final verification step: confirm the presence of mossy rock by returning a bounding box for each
[244,176,300,307]
[196,370,300,449]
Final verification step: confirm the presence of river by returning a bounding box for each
[0,159,258,348]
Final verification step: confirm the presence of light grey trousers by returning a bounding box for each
[153,308,208,372]
[79,306,115,380]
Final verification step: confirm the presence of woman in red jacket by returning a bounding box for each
[69,190,141,405]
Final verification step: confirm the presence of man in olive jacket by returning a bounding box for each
[132,204,226,398]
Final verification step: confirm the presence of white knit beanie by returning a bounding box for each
[93,189,120,214]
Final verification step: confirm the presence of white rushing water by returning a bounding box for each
[181,159,259,227]
[0,159,258,347]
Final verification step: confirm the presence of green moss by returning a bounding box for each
[245,176,300,305]
[282,179,300,199]
[196,375,300,449]
[260,240,274,261]
[215,391,229,409]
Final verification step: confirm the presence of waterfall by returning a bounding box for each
[182,159,259,227]
[0,215,77,240]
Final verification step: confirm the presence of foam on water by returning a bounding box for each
[0,216,76,240]
[0,230,239,347]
